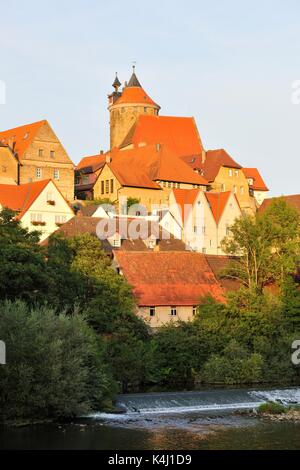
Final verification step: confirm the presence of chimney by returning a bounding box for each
[106,154,112,164]
[100,150,104,155]
[201,150,206,164]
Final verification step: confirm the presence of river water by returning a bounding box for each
[1,387,300,450]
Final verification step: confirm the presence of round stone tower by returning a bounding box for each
[108,67,160,149]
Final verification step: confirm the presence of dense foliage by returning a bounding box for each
[0,199,299,422]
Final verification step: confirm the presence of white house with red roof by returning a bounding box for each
[0,179,74,241]
[166,188,242,255]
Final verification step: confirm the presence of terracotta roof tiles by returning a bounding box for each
[0,120,46,159]
[242,168,269,191]
[121,115,203,156]
[114,251,225,306]
[0,179,51,218]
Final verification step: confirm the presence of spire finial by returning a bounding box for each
[112,72,121,90]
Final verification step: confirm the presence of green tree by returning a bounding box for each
[280,276,300,331]
[221,199,300,292]
[0,208,48,303]
[0,301,116,422]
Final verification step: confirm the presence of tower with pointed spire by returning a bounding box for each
[108,67,160,149]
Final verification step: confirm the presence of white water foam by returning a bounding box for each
[89,401,263,419]
[250,388,300,405]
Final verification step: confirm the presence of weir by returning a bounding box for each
[114,387,300,415]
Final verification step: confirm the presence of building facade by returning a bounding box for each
[0,120,74,201]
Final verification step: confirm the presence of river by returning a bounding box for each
[1,387,300,450]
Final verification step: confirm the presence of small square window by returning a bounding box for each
[171,306,177,316]
[192,306,197,316]
[54,169,59,180]
[235,170,239,177]
[229,169,233,177]
[36,167,42,178]
[38,149,43,157]
[50,150,55,158]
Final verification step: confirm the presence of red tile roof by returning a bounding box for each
[121,115,204,156]
[77,154,106,171]
[42,216,187,252]
[258,194,300,215]
[0,179,51,218]
[0,120,46,158]
[106,144,209,189]
[114,86,159,107]
[172,188,200,220]
[181,149,241,182]
[205,255,242,292]
[205,191,233,224]
[242,168,269,191]
[114,251,225,306]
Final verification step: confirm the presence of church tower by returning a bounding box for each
[108,67,160,149]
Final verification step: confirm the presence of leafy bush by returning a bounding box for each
[258,402,287,415]
[0,301,116,422]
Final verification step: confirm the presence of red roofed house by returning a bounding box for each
[0,120,74,201]
[242,168,269,206]
[91,144,209,212]
[113,251,225,327]
[166,189,242,254]
[0,179,74,241]
[182,149,256,213]
[75,153,107,199]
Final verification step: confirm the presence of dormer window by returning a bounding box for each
[23,132,29,140]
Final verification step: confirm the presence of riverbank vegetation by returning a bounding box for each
[0,198,299,423]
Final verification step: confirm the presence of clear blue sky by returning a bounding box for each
[1,0,300,196]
